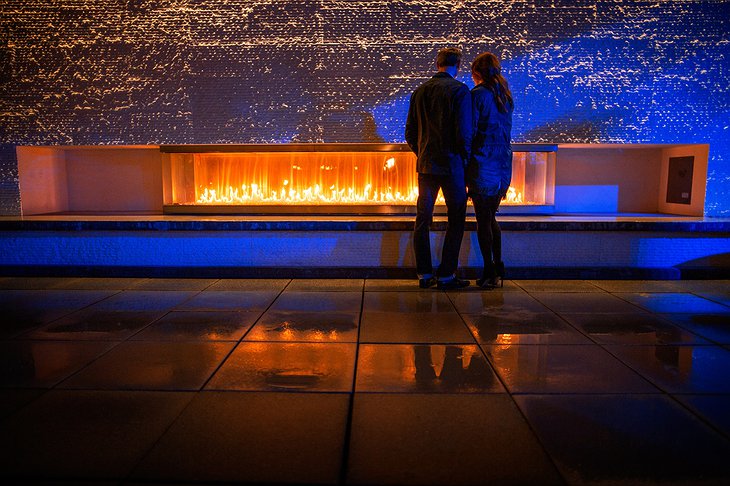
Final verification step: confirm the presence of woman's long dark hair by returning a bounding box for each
[471,52,513,114]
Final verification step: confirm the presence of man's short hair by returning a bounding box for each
[436,47,462,68]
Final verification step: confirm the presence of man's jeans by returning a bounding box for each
[413,172,467,278]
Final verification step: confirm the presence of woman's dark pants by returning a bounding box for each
[471,194,502,271]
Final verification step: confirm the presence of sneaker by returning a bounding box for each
[418,276,437,289]
[437,277,470,290]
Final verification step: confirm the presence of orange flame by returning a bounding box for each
[182,152,525,206]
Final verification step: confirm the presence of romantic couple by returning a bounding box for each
[406,47,513,291]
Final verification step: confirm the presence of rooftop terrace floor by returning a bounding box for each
[1,277,729,485]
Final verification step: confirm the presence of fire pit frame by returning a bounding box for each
[160,143,556,215]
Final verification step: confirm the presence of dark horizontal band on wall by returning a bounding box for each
[1,265,726,280]
[1,219,729,232]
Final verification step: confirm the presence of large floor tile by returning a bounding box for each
[671,280,730,294]
[87,290,197,312]
[515,279,603,292]
[561,312,708,345]
[206,342,356,392]
[458,280,525,292]
[366,278,522,292]
[0,314,55,339]
[365,279,422,292]
[591,280,685,293]
[515,394,730,485]
[0,390,193,480]
[615,292,730,314]
[130,310,260,341]
[133,391,348,484]
[0,341,116,388]
[673,394,730,437]
[0,389,45,419]
[245,309,358,342]
[0,277,79,290]
[605,344,730,393]
[128,278,218,291]
[53,277,147,290]
[356,344,504,393]
[661,313,730,344]
[463,310,592,344]
[684,281,730,307]
[58,341,235,391]
[448,290,549,314]
[271,291,362,312]
[484,344,657,394]
[531,292,643,313]
[346,393,562,485]
[287,278,364,291]
[0,290,118,336]
[25,310,163,341]
[364,291,455,313]
[207,278,290,291]
[693,291,730,307]
[177,290,278,311]
[360,311,473,343]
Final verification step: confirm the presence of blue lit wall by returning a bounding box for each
[1,0,728,215]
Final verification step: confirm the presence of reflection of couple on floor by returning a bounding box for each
[407,47,513,290]
[413,345,495,390]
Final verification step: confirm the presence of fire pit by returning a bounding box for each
[161,143,555,214]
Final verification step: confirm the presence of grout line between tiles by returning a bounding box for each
[46,340,128,391]
[338,282,365,485]
[664,393,730,443]
[444,287,569,484]
[121,279,294,483]
[9,288,127,339]
[197,280,293,391]
[121,390,198,483]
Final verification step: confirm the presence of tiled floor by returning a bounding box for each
[1,277,729,485]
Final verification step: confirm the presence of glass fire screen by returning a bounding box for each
[162,144,555,211]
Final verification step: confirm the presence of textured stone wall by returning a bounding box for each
[1,0,728,215]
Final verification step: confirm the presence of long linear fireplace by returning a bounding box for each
[15,143,708,217]
[160,143,557,214]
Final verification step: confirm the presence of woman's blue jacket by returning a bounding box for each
[467,83,513,197]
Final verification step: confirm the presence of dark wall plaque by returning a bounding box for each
[666,156,694,204]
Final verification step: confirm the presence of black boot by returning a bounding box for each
[437,275,470,290]
[494,261,505,288]
[476,262,497,289]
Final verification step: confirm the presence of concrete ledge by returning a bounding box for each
[0,227,727,279]
[2,217,730,232]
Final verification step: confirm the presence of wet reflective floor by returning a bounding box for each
[0,277,729,485]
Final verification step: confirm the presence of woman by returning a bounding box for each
[467,52,514,288]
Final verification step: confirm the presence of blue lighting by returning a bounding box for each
[368,12,730,217]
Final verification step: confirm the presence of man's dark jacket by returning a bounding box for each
[405,72,473,175]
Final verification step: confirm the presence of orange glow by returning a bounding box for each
[498,333,513,345]
[167,151,543,206]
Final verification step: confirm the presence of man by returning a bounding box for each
[405,47,473,290]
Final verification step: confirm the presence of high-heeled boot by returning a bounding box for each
[476,262,497,289]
